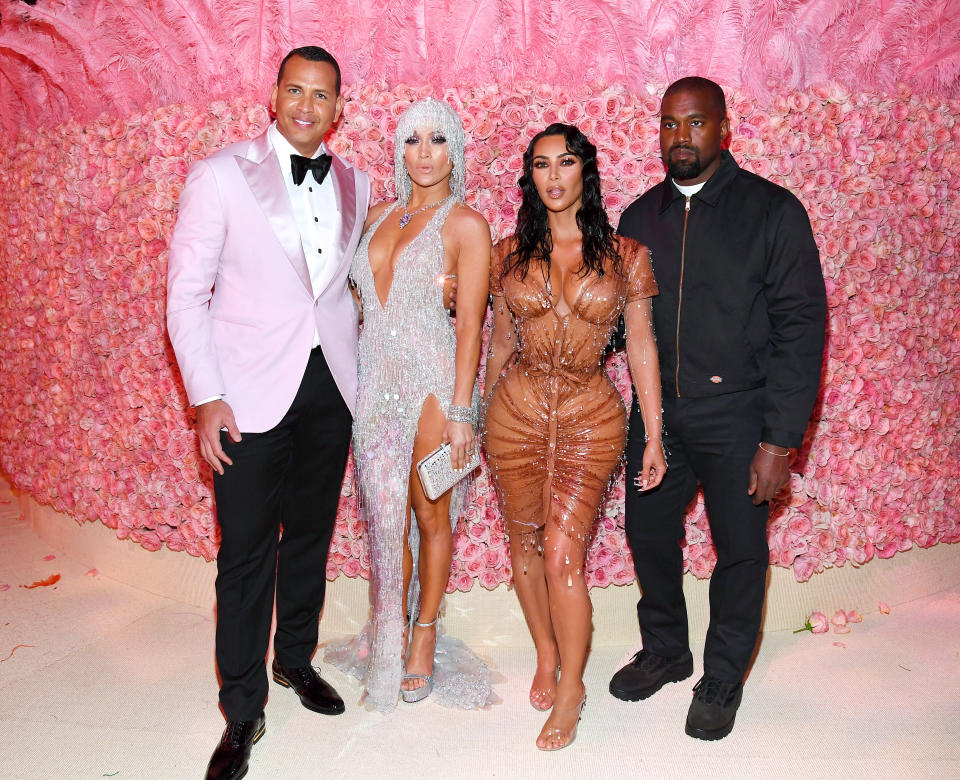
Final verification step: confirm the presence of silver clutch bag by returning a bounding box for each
[416,442,481,501]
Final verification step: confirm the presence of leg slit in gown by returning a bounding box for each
[323,398,497,712]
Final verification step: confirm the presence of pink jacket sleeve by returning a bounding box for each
[166,159,228,405]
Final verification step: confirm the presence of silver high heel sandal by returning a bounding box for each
[400,615,437,703]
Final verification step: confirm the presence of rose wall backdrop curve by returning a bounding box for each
[0,1,958,591]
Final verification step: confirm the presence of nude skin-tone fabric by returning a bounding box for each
[483,236,658,546]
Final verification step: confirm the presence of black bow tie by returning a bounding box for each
[290,153,332,186]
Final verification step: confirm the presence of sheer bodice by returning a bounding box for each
[483,236,658,544]
[351,201,462,441]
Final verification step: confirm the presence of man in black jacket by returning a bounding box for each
[609,77,826,740]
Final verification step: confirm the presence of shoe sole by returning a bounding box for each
[400,687,431,703]
[272,674,345,715]
[400,674,433,703]
[685,714,736,741]
[536,729,578,751]
[608,659,694,701]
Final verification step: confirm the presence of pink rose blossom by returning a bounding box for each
[641,157,666,177]
[479,570,501,590]
[810,612,829,633]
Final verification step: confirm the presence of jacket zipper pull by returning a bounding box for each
[685,196,691,212]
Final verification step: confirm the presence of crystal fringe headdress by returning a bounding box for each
[394,98,466,206]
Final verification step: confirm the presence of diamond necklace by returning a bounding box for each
[398,194,453,229]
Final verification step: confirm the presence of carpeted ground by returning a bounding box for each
[1,476,958,780]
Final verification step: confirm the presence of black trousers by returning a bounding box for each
[212,346,352,721]
[625,387,769,683]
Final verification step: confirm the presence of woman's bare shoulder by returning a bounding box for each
[447,201,491,239]
[364,199,395,229]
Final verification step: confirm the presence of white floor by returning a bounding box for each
[2,477,959,780]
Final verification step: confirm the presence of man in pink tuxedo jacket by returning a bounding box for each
[166,47,370,780]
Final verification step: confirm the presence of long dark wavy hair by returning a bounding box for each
[504,123,622,282]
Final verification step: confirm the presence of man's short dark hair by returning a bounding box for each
[277,46,342,95]
[663,76,727,118]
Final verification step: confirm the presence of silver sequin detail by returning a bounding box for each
[393,98,466,206]
[324,197,490,713]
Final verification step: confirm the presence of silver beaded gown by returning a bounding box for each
[324,199,494,713]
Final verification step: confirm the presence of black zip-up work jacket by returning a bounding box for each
[617,151,826,449]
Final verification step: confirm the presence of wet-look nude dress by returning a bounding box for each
[483,236,658,547]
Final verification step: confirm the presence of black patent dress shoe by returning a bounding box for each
[685,675,744,741]
[609,648,694,701]
[272,659,345,715]
[205,713,265,780]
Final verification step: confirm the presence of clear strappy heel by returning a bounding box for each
[537,692,587,751]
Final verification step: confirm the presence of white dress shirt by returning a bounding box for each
[269,123,340,314]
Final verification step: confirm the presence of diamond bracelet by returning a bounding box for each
[447,404,475,425]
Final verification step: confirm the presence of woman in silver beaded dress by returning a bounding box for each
[483,124,666,749]
[325,99,493,712]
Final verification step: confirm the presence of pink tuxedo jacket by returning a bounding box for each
[166,131,370,432]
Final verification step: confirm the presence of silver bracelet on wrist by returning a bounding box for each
[447,404,475,425]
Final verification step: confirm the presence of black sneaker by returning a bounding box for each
[609,648,694,701]
[685,675,743,741]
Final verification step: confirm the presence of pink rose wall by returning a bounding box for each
[0,1,957,590]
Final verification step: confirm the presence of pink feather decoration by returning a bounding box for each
[741,0,807,96]
[0,0,959,137]
[684,0,748,88]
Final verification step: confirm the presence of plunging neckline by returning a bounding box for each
[367,203,446,310]
[543,262,601,319]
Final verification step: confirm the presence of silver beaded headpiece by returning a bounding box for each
[394,98,466,206]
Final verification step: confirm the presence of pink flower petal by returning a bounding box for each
[85,568,99,577]
[42,554,56,561]
[830,609,848,626]
[833,641,847,648]
[0,584,9,592]
[879,602,891,614]
[846,610,863,623]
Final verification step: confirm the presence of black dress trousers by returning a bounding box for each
[212,345,352,721]
[625,386,770,684]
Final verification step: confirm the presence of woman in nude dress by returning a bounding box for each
[327,99,493,711]
[483,123,667,748]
